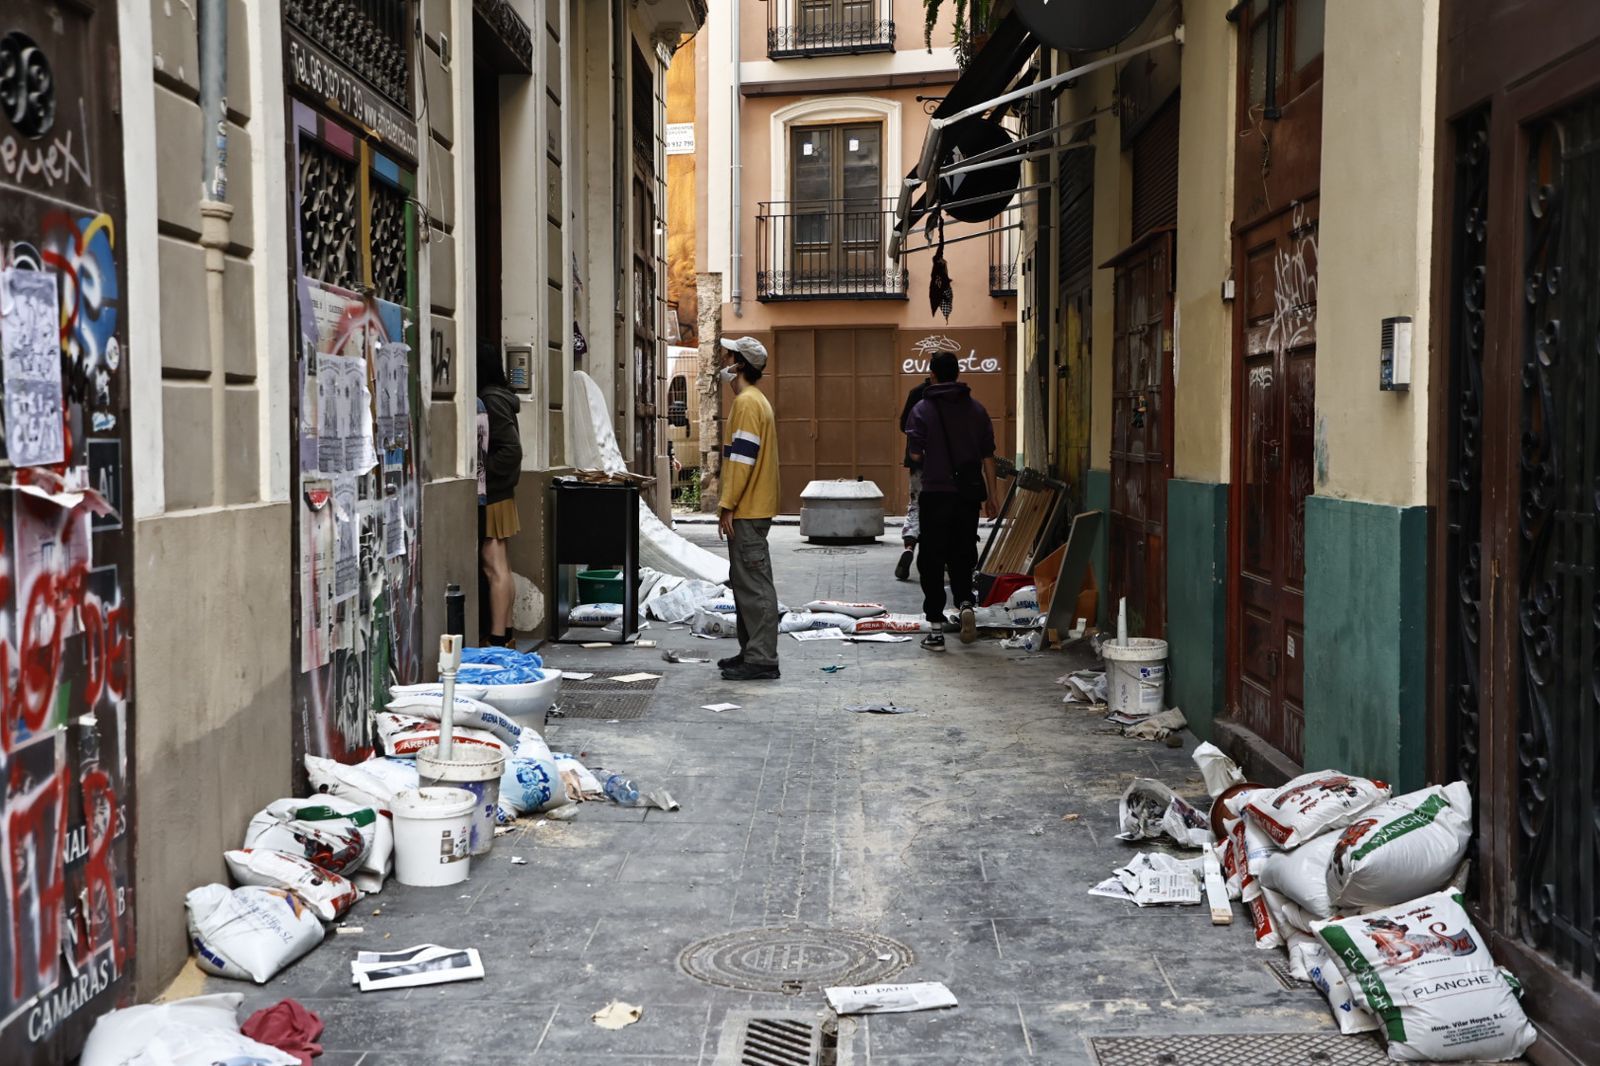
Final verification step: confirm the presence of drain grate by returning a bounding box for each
[713,1011,835,1066]
[794,546,867,555]
[556,679,659,720]
[1089,1033,1388,1066]
[680,926,912,994]
[1261,957,1303,990]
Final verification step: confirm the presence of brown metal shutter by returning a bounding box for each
[1057,136,1095,294]
[1131,98,1180,239]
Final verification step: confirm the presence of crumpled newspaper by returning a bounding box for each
[1116,778,1212,848]
[1058,670,1107,705]
[1090,852,1204,906]
[1123,706,1188,740]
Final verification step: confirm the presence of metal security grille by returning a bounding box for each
[1515,91,1600,985]
[557,678,659,720]
[1088,1033,1388,1066]
[713,1012,835,1066]
[369,177,409,304]
[285,0,411,107]
[298,141,361,289]
[1131,98,1180,240]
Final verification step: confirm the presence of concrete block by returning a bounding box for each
[225,121,254,251]
[151,0,199,90]
[222,255,256,380]
[428,140,456,230]
[424,45,454,145]
[428,315,458,398]
[423,0,451,46]
[428,398,457,479]
[429,228,457,313]
[155,86,203,235]
[158,237,209,374]
[161,380,214,511]
[421,477,480,648]
[227,0,251,121]
[224,387,260,504]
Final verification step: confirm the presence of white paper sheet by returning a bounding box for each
[825,982,958,1015]
[1,269,65,467]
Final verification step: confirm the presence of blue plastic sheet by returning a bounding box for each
[459,646,545,685]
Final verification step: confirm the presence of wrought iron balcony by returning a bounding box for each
[989,209,1020,296]
[767,0,895,59]
[755,198,908,301]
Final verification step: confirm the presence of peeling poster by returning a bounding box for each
[1,269,66,467]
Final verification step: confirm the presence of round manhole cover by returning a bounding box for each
[794,546,868,556]
[678,927,913,993]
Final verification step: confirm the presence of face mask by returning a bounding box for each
[718,366,738,384]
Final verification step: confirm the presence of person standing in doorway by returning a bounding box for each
[716,336,782,681]
[477,342,523,646]
[896,376,930,581]
[905,351,998,651]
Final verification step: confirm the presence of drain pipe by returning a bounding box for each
[729,0,743,316]
[198,0,233,505]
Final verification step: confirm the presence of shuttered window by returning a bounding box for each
[1057,136,1095,295]
[1131,98,1180,239]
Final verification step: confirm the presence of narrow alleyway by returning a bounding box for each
[193,525,1343,1064]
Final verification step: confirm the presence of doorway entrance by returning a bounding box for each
[1433,3,1600,1058]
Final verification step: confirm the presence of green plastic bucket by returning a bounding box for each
[577,569,624,603]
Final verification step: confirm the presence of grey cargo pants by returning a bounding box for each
[729,518,780,668]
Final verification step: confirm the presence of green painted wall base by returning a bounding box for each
[1166,479,1228,742]
[1085,469,1111,629]
[1303,496,1429,792]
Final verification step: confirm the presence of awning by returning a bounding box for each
[891,19,1184,261]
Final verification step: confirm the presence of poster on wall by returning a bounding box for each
[299,481,335,672]
[331,475,359,604]
[375,342,411,448]
[0,269,66,467]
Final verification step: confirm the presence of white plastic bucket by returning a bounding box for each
[390,787,476,886]
[415,745,505,856]
[1102,637,1168,718]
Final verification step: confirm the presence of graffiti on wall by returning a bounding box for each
[0,8,135,1060]
[289,103,424,768]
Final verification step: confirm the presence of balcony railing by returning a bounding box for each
[767,0,895,59]
[989,207,1020,296]
[756,198,909,301]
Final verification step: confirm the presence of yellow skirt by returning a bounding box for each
[483,498,521,539]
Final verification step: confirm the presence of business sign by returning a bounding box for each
[1012,0,1157,53]
[900,330,1005,376]
[665,123,696,156]
[285,28,419,162]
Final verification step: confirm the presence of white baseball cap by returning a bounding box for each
[719,335,769,369]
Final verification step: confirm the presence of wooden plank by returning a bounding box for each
[1204,844,1232,925]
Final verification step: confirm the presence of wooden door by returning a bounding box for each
[1232,203,1317,762]
[1432,3,1600,1058]
[1108,233,1174,638]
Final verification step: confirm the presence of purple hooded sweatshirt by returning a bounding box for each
[904,382,996,494]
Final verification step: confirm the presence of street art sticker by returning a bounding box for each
[0,269,65,467]
[902,332,1002,375]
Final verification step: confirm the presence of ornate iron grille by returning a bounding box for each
[298,140,361,289]
[1517,93,1599,990]
[285,0,411,108]
[369,177,409,305]
[755,198,908,301]
[989,209,1019,296]
[1444,109,1489,790]
[768,0,895,59]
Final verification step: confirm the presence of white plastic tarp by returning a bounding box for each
[570,371,729,585]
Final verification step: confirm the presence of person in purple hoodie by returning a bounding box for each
[904,351,999,651]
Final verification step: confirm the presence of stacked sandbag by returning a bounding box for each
[186,884,324,983]
[496,729,564,823]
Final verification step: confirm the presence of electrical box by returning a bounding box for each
[1380,316,1413,391]
[506,344,533,394]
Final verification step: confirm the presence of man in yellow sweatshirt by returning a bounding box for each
[716,336,782,681]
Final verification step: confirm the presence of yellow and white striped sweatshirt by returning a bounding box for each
[719,386,780,519]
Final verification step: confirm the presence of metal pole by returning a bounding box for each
[729,0,743,316]
[198,0,233,507]
[199,0,228,202]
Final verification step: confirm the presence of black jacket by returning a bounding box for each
[480,384,523,504]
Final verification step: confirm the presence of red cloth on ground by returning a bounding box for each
[241,998,324,1066]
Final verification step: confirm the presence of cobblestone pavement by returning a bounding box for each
[197,524,1348,1064]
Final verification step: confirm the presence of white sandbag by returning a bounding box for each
[1327,781,1473,912]
[512,572,546,632]
[384,692,523,746]
[1239,814,1285,949]
[1244,770,1391,848]
[570,369,730,584]
[779,611,857,633]
[847,613,934,635]
[390,681,489,701]
[1004,585,1041,626]
[1116,778,1212,848]
[224,849,360,923]
[1192,742,1246,798]
[243,797,375,878]
[497,754,562,823]
[693,606,739,638]
[569,602,625,626]
[1313,891,1535,1062]
[305,754,397,810]
[80,993,300,1066]
[1258,830,1340,920]
[803,600,887,619]
[375,712,511,758]
[1300,940,1381,1035]
[186,884,324,984]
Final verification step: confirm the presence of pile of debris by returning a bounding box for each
[1104,745,1537,1063]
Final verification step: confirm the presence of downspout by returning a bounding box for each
[729,0,742,316]
[198,0,233,506]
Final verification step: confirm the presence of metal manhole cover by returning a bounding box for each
[557,680,658,720]
[794,546,868,555]
[1089,1033,1388,1066]
[680,927,912,994]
